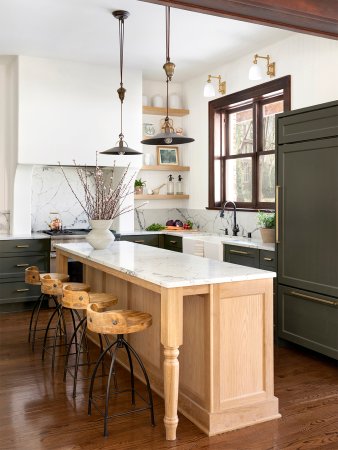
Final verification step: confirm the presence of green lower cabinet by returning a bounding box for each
[163,235,182,253]
[278,285,338,360]
[119,234,159,247]
[224,245,259,268]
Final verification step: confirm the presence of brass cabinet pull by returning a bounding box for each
[16,288,30,292]
[16,244,30,248]
[276,185,280,244]
[289,291,338,307]
[229,249,250,256]
[169,240,177,244]
[16,263,29,267]
[264,257,273,261]
[134,240,145,243]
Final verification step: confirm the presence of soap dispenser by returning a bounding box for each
[167,174,175,195]
[175,175,184,195]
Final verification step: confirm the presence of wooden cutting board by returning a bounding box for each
[165,226,198,232]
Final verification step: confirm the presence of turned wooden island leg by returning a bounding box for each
[56,250,69,274]
[161,287,183,441]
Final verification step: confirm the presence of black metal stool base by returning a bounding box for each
[88,334,155,437]
[64,317,116,398]
[28,293,60,351]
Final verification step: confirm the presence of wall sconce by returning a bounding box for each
[248,54,276,81]
[203,75,226,97]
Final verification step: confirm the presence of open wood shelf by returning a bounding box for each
[143,106,189,117]
[140,165,190,171]
[134,194,189,200]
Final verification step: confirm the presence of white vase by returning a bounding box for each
[86,219,115,250]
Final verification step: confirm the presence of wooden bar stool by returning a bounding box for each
[87,303,155,437]
[62,284,118,398]
[40,273,76,369]
[26,267,69,351]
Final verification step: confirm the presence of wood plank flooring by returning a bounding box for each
[0,311,337,450]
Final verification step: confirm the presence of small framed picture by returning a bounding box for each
[157,146,179,165]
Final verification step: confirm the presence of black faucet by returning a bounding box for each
[220,201,240,236]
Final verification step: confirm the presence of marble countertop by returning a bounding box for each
[0,232,50,240]
[55,241,275,288]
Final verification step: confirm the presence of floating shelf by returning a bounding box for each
[140,165,190,171]
[134,194,189,200]
[143,106,189,117]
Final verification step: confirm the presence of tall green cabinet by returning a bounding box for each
[276,100,338,360]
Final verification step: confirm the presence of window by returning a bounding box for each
[208,76,290,210]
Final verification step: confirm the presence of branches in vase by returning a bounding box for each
[58,154,134,221]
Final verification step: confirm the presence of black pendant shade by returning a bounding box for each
[141,7,194,147]
[101,10,142,156]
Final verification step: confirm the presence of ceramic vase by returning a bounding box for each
[86,219,115,250]
[260,228,275,243]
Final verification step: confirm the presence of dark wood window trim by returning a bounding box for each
[208,75,291,211]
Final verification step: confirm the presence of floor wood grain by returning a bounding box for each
[0,311,337,450]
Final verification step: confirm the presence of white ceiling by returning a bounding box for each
[0,0,293,81]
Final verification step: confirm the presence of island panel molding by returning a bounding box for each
[56,242,278,440]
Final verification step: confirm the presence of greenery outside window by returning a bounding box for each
[208,76,291,210]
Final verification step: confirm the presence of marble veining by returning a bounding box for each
[0,210,10,234]
[55,241,275,288]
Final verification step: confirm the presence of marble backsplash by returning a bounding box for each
[0,210,10,234]
[31,166,89,231]
[135,208,262,240]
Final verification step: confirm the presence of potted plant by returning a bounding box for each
[59,154,133,249]
[134,178,146,195]
[257,211,275,243]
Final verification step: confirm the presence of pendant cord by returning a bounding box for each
[165,7,170,63]
[119,17,124,137]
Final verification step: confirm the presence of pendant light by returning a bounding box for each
[141,7,194,146]
[101,10,142,156]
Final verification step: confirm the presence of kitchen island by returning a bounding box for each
[56,241,279,440]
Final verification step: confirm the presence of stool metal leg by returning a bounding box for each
[31,293,48,351]
[28,293,43,343]
[104,346,119,437]
[123,341,135,406]
[72,317,87,398]
[122,337,155,427]
[41,304,60,361]
[88,339,117,416]
[63,315,86,382]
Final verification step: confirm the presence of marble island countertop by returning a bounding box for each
[55,241,275,288]
[0,232,50,240]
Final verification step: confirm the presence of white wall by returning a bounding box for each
[183,33,338,211]
[17,56,142,166]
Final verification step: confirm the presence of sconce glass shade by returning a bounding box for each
[248,63,262,81]
[203,81,215,97]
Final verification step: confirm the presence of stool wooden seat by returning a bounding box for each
[87,303,154,436]
[27,270,69,350]
[40,273,69,296]
[25,266,41,285]
[87,305,152,335]
[62,285,118,397]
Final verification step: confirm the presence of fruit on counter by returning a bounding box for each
[145,223,166,231]
[166,220,175,226]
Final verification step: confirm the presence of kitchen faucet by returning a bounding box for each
[220,201,240,236]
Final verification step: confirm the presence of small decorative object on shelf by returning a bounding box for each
[143,123,156,137]
[175,175,184,194]
[157,146,179,165]
[59,154,133,250]
[152,94,164,108]
[168,93,182,109]
[134,178,146,195]
[167,174,175,195]
[257,210,275,243]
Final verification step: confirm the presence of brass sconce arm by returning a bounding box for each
[207,74,226,95]
[252,54,275,77]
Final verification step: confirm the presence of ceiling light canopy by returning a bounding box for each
[203,74,226,98]
[248,54,276,81]
[141,7,194,146]
[101,10,142,156]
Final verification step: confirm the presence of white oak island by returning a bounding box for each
[56,241,280,441]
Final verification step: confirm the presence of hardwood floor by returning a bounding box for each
[0,311,337,450]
